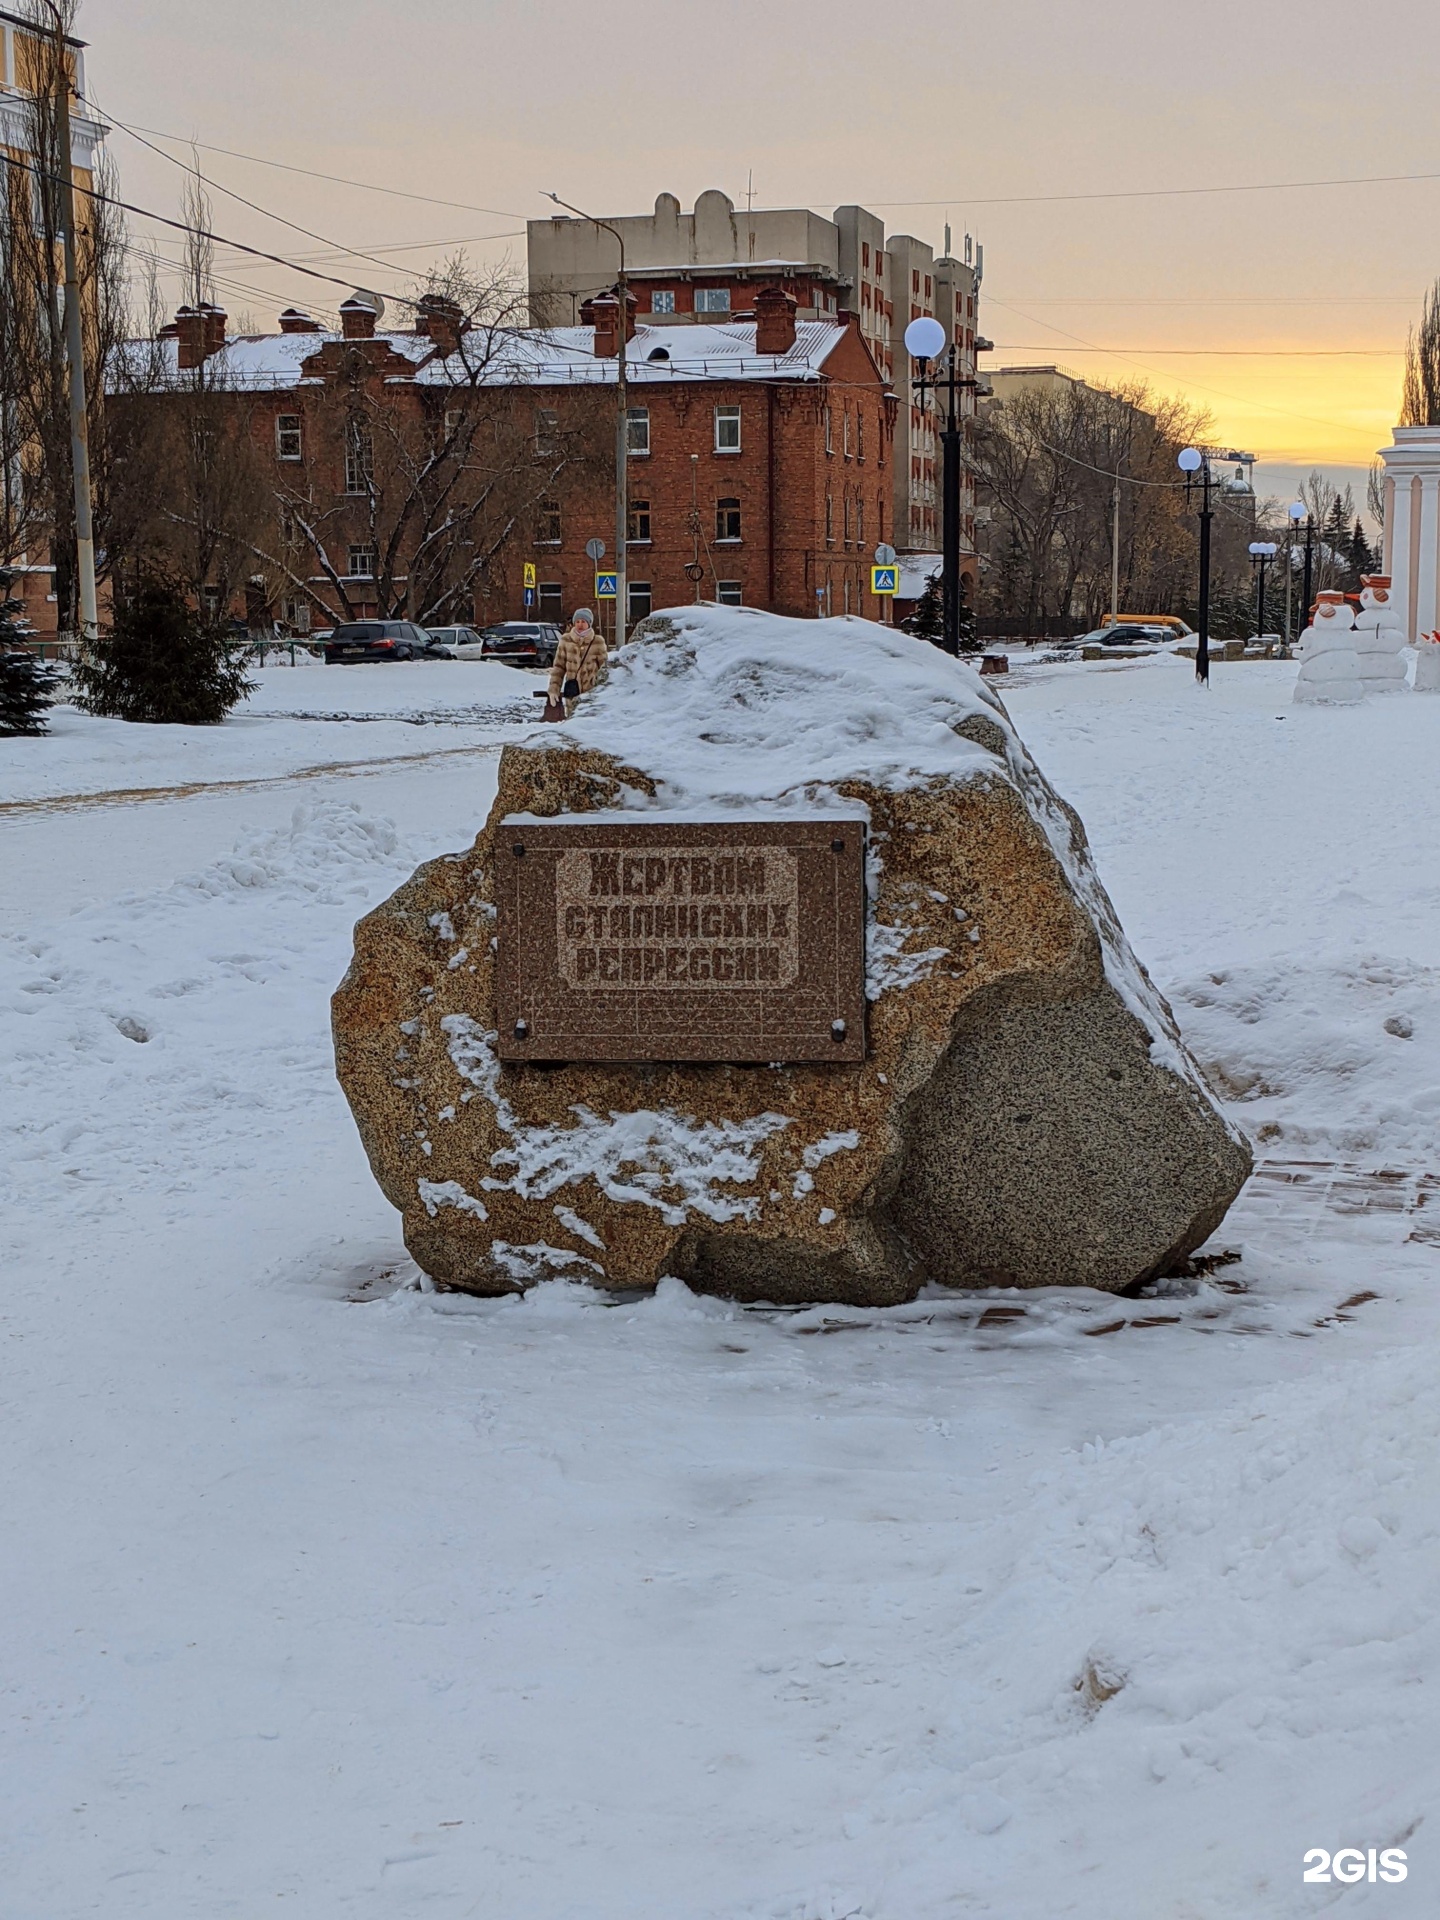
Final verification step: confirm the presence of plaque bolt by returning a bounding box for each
[514,1018,529,1039]
[512,843,526,858]
[831,1019,847,1041]
[831,838,845,852]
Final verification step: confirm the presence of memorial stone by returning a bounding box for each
[333,608,1251,1306]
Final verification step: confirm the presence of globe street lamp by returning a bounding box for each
[1178,446,1212,684]
[905,313,979,656]
[1248,541,1279,645]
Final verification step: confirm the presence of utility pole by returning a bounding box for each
[546,192,628,644]
[1110,470,1121,631]
[46,3,97,644]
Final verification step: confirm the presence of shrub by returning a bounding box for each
[72,567,252,725]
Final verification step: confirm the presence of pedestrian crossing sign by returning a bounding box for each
[871,565,899,595]
[594,571,618,599]
[523,562,536,590]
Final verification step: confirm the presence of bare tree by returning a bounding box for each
[1401,281,1440,428]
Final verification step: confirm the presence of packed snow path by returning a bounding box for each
[2,650,1437,1917]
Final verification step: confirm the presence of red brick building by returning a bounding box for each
[116,285,898,636]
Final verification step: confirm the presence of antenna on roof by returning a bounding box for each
[745,169,756,260]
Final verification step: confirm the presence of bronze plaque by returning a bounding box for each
[495,816,867,1062]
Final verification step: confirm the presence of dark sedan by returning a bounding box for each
[479,621,562,668]
[323,620,455,663]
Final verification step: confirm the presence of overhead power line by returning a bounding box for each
[114,117,528,223]
[873,163,1440,209]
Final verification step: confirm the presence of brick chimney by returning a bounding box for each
[173,305,205,370]
[754,283,798,356]
[589,287,638,358]
[340,295,379,340]
[416,292,466,358]
[200,303,226,356]
[278,308,322,334]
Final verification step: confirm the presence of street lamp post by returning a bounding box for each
[1300,507,1316,634]
[904,314,979,656]
[547,192,628,644]
[1178,447,1213,685]
[1248,541,1278,643]
[1285,500,1307,654]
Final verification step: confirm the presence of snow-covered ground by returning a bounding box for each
[2,643,1436,1917]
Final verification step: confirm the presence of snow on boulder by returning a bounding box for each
[332,608,1251,1304]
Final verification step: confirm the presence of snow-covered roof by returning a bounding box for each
[414,319,851,388]
[897,553,941,599]
[107,319,855,397]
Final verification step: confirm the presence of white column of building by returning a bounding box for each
[1389,472,1415,639]
[1417,474,1440,640]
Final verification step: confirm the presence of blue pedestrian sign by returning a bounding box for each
[594,571,618,599]
[871,565,899,596]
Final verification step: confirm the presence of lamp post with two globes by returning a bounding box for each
[1177,446,1212,684]
[1248,541,1278,643]
[1289,499,1315,642]
[904,313,981,655]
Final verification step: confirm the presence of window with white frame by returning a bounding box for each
[857,411,865,462]
[626,406,650,456]
[628,580,652,621]
[536,497,561,545]
[649,290,675,314]
[199,584,223,617]
[347,544,377,578]
[539,583,563,619]
[714,405,741,454]
[857,496,865,544]
[275,413,302,461]
[825,493,834,542]
[842,410,851,458]
[824,406,833,454]
[627,498,651,543]
[534,407,559,455]
[716,581,743,606]
[842,494,851,541]
[695,287,730,313]
[715,496,741,543]
[281,598,311,633]
[343,419,373,494]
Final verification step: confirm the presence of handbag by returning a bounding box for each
[561,676,581,700]
[541,696,566,722]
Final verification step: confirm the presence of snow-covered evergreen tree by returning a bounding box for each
[0,574,58,736]
[72,567,252,726]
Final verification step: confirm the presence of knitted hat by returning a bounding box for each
[572,607,594,625]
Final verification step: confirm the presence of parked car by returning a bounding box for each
[1065,624,1174,649]
[323,620,454,663]
[477,621,562,668]
[426,625,489,659]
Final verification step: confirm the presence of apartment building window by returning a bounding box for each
[857,497,865,544]
[924,275,932,298]
[536,497,562,545]
[539,583,563,620]
[628,580,652,622]
[716,581,743,606]
[200,584,223,618]
[857,411,865,462]
[862,242,870,270]
[347,544,377,578]
[912,270,920,293]
[824,406,833,454]
[628,498,651,543]
[842,410,852,458]
[649,290,675,314]
[715,497,742,543]
[626,406,650,455]
[842,494,851,541]
[275,413,302,461]
[714,405,741,453]
[343,419,373,494]
[534,407,559,454]
[695,287,730,313]
[281,598,311,633]
[825,493,834,543]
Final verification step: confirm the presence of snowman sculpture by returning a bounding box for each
[1294,590,1364,705]
[1351,575,1407,691]
[1415,632,1440,693]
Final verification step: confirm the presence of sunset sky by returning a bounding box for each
[94,0,1440,514]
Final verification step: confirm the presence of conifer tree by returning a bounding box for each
[907,573,944,645]
[72,565,251,725]
[0,571,58,736]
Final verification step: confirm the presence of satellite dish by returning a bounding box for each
[904,315,946,360]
